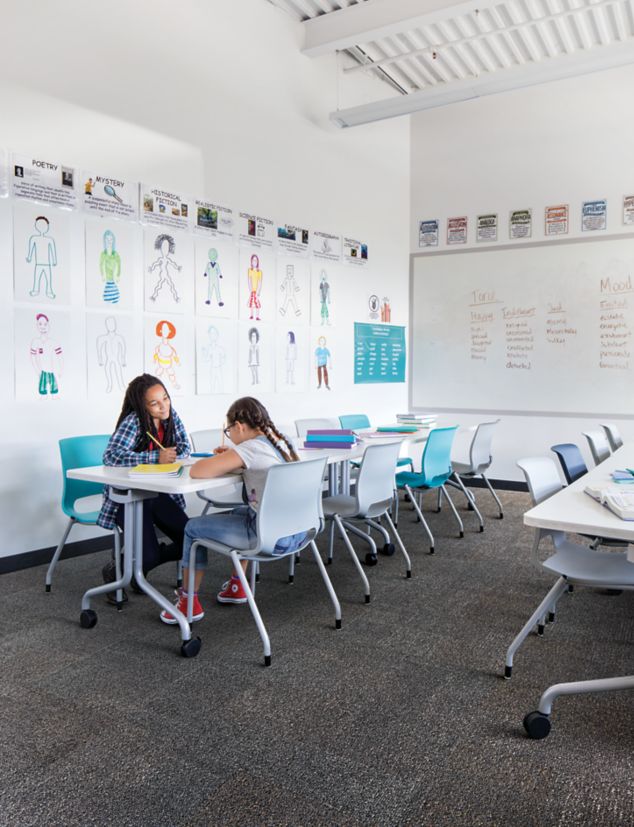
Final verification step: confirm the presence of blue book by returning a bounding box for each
[305,434,356,443]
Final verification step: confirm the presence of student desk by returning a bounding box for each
[522,445,634,738]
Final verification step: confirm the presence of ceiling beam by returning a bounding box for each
[329,39,634,126]
[303,0,516,56]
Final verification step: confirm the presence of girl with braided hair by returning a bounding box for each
[160,396,304,624]
[98,373,190,601]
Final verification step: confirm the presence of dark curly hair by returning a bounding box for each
[226,397,298,462]
[116,373,177,451]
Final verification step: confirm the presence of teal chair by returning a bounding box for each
[395,426,463,554]
[339,414,414,472]
[46,435,122,602]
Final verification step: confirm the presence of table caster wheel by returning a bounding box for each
[364,553,378,566]
[80,609,97,629]
[181,637,201,658]
[381,542,395,556]
[523,711,551,739]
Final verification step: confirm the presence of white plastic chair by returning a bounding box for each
[294,417,340,439]
[601,423,623,452]
[450,419,503,524]
[186,456,341,666]
[582,429,611,466]
[190,429,244,516]
[504,456,634,679]
[322,442,411,603]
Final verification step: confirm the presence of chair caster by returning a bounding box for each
[335,618,342,629]
[504,665,512,679]
[547,611,555,623]
[45,584,51,592]
[176,578,183,589]
[523,711,551,739]
[381,542,395,556]
[459,531,464,538]
[295,554,301,565]
[537,624,545,636]
[434,508,441,514]
[80,609,97,629]
[288,575,294,584]
[180,637,201,658]
[364,594,371,604]
[255,572,260,582]
[364,553,378,566]
[499,513,504,520]
[264,654,272,667]
[479,525,484,533]
[406,570,412,579]
[467,501,474,511]
[429,546,435,554]
[327,558,333,565]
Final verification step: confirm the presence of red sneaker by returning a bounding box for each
[217,575,248,604]
[160,590,204,624]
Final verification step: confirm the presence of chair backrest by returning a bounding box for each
[190,429,222,453]
[295,417,340,438]
[582,429,611,466]
[469,419,499,472]
[255,456,327,554]
[354,441,402,518]
[517,457,563,505]
[601,422,623,452]
[339,414,371,430]
[550,443,587,485]
[421,427,458,482]
[59,435,111,517]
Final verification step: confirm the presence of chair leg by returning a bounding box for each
[45,518,75,591]
[440,485,464,538]
[201,502,212,517]
[481,473,503,519]
[250,561,257,597]
[393,489,399,526]
[231,551,271,666]
[405,485,435,553]
[333,514,371,603]
[288,552,295,584]
[309,540,342,628]
[504,577,568,679]
[436,487,442,513]
[382,512,412,578]
[327,518,336,564]
[453,473,484,531]
[113,529,124,609]
[176,559,183,589]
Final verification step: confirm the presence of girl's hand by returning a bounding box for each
[214,445,229,454]
[159,447,177,463]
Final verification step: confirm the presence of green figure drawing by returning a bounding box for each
[30,313,63,395]
[100,229,121,304]
[319,270,331,325]
[27,216,57,299]
[204,248,224,307]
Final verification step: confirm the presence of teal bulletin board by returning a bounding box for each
[354,323,406,384]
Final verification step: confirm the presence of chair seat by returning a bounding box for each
[395,471,449,490]
[545,540,634,587]
[322,495,360,518]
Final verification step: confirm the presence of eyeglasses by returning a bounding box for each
[223,423,235,439]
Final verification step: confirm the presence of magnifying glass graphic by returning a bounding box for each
[104,184,124,204]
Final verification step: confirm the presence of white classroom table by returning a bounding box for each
[67,437,407,657]
[521,444,634,738]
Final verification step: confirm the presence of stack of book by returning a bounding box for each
[304,429,357,449]
[396,413,437,427]
[128,463,184,479]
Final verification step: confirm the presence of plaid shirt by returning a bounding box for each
[97,410,191,529]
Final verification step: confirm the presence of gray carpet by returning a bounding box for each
[0,490,632,827]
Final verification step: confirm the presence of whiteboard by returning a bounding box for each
[411,237,634,415]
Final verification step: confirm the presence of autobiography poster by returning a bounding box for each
[194,198,234,239]
[82,171,139,220]
[238,212,275,248]
[141,184,192,231]
[582,199,607,232]
[447,216,467,245]
[509,209,532,240]
[311,230,341,262]
[11,153,78,208]
[418,219,439,248]
[545,204,569,236]
[476,213,497,242]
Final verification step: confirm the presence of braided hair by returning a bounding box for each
[226,397,299,462]
[115,373,176,451]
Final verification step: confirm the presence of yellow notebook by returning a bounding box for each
[128,463,183,478]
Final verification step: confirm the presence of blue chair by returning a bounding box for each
[550,443,587,485]
[395,426,463,553]
[339,414,414,472]
[46,435,123,601]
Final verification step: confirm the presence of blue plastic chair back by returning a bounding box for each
[59,435,111,520]
[339,414,371,430]
[420,426,458,485]
[550,443,587,485]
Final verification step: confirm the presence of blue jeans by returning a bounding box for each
[183,506,308,570]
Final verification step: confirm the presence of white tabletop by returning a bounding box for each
[524,445,634,561]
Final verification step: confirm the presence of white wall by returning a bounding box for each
[410,64,634,480]
[0,0,410,557]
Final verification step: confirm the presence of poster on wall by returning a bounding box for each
[447,216,467,245]
[81,171,139,220]
[354,322,406,384]
[623,195,634,226]
[312,330,334,391]
[276,257,309,323]
[141,184,192,231]
[85,217,140,311]
[194,236,239,319]
[14,306,84,400]
[311,230,341,262]
[195,316,237,396]
[582,199,607,232]
[237,321,274,393]
[509,209,532,240]
[194,198,234,239]
[545,204,569,236]
[238,247,275,322]
[275,325,309,393]
[343,236,368,265]
[11,153,78,209]
[13,200,72,306]
[86,311,142,397]
[143,228,194,314]
[310,265,335,327]
[238,212,275,248]
[277,223,309,257]
[418,219,439,248]
[144,315,194,397]
[0,148,8,198]
[476,213,498,242]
